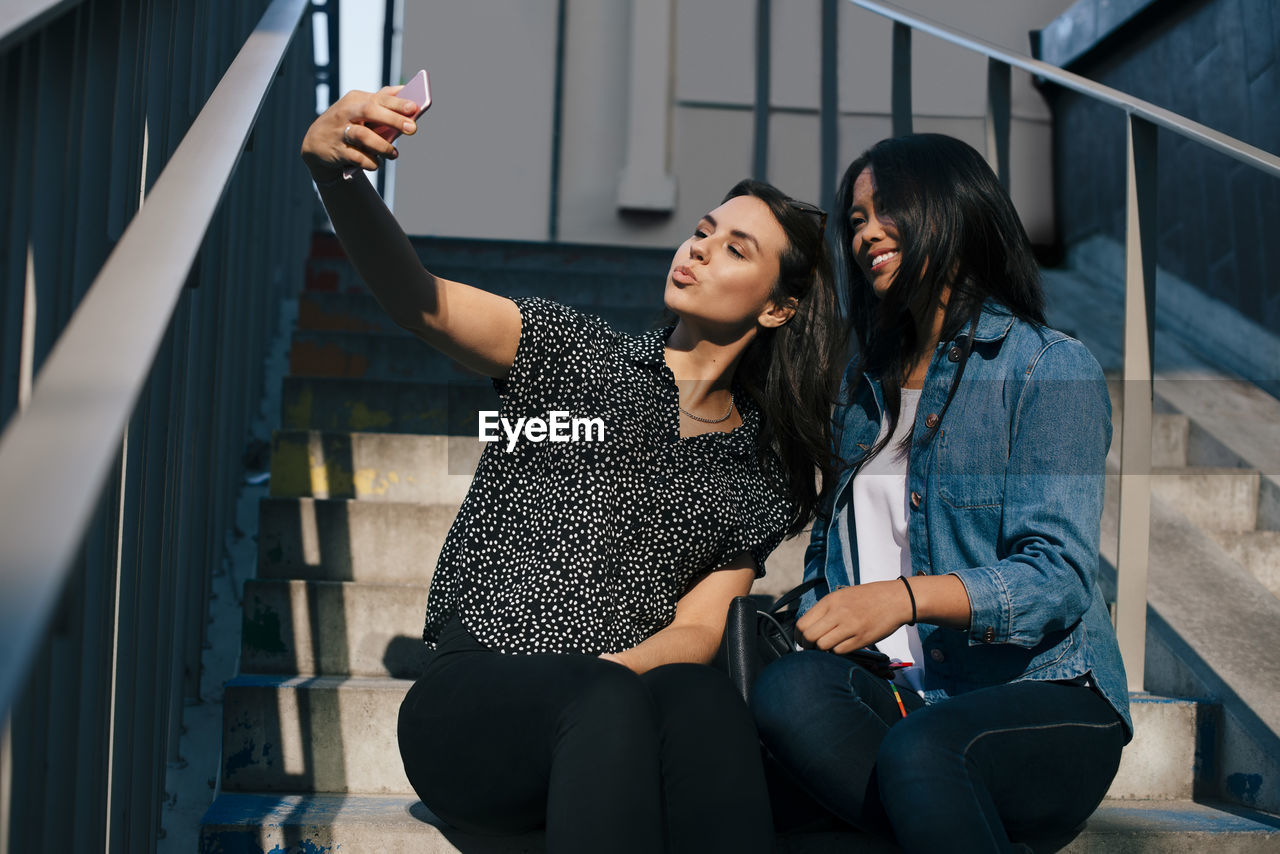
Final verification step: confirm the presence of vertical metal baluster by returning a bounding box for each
[1115,114,1158,691]
[19,247,34,410]
[140,335,176,852]
[985,58,1010,190]
[105,423,133,854]
[0,712,8,854]
[162,0,198,766]
[891,21,911,137]
[820,0,838,214]
[753,0,771,181]
[326,0,340,98]
[546,0,565,239]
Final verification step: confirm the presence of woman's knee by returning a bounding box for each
[562,658,657,734]
[643,663,740,719]
[877,705,957,771]
[750,651,845,738]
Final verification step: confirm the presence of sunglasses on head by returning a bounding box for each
[787,199,828,231]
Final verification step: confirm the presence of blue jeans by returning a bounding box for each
[752,651,1125,852]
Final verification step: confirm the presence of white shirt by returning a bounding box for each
[850,387,926,693]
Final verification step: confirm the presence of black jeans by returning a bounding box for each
[751,650,1126,853]
[397,618,773,854]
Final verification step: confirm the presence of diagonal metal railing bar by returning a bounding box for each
[851,0,1280,180]
[0,0,310,720]
[0,0,82,55]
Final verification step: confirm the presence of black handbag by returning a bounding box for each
[714,578,893,703]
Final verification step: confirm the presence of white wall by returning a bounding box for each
[394,0,1076,245]
[393,0,559,240]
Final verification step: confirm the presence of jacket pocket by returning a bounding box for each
[936,427,1007,509]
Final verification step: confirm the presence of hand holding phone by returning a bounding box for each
[343,69,431,178]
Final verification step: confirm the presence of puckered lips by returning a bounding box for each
[671,264,698,286]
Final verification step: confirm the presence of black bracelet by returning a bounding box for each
[900,576,917,626]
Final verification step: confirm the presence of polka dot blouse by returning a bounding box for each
[422,297,795,655]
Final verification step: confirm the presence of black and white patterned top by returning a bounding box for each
[422,297,795,655]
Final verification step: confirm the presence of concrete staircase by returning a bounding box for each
[198,236,1280,852]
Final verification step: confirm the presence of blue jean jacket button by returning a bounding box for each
[930,648,945,662]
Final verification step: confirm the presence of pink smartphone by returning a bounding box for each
[343,69,431,177]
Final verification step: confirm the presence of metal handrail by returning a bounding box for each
[852,0,1280,179]
[0,0,82,54]
[850,0,1279,691]
[0,0,310,719]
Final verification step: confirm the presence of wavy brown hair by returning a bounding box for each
[723,179,846,536]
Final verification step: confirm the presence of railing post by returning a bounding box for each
[891,21,912,136]
[753,0,772,181]
[1115,114,1158,691]
[1,713,9,854]
[820,0,838,212]
[326,0,340,102]
[985,58,1010,190]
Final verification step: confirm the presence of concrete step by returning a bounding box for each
[1102,411,1190,468]
[241,580,430,678]
[1208,530,1280,598]
[220,675,414,794]
[281,376,499,435]
[1101,483,1280,812]
[200,794,1280,854]
[1151,467,1260,533]
[289,329,493,383]
[257,498,456,584]
[305,259,669,308]
[305,237,673,302]
[310,232,675,277]
[219,673,1208,801]
[299,291,667,336]
[269,431,480,502]
[1152,412,1190,468]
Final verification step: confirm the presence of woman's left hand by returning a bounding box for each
[795,581,914,654]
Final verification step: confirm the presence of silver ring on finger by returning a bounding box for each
[343,124,353,145]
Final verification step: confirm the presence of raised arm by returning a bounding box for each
[300,86,521,378]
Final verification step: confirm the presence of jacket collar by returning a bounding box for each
[966,299,1016,345]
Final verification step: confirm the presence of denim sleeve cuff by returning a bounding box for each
[950,567,1011,646]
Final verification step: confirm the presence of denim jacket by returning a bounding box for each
[801,301,1132,739]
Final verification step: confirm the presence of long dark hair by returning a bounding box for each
[723,179,845,536]
[832,134,1044,457]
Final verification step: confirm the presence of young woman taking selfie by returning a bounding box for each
[751,134,1131,853]
[300,84,843,853]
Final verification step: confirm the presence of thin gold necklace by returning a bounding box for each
[679,393,734,424]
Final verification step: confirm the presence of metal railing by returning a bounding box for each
[0,0,315,849]
[852,0,1280,690]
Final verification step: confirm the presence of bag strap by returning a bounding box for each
[769,577,825,615]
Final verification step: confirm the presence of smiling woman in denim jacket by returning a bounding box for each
[751,134,1132,853]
